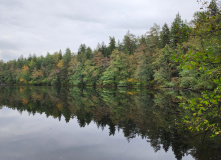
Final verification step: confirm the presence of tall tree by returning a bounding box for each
[61,48,72,85]
[134,44,153,85]
[171,13,183,47]
[122,30,137,55]
[160,23,170,48]
[107,36,116,56]
[146,23,160,52]
[171,13,191,48]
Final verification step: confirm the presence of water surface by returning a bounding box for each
[0,86,220,160]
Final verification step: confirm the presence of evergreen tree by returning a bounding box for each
[160,23,170,48]
[135,49,153,85]
[61,48,72,85]
[107,36,116,56]
[98,42,108,57]
[170,13,183,47]
[146,23,160,52]
[170,13,191,48]
[122,30,137,55]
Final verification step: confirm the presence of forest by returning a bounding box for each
[0,1,220,91]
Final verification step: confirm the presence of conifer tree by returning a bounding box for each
[160,23,170,48]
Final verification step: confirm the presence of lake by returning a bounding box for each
[0,86,220,160]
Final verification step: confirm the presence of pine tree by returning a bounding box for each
[170,13,190,48]
[146,23,160,52]
[107,36,116,56]
[170,13,182,47]
[160,23,170,48]
[61,48,72,85]
[123,30,137,55]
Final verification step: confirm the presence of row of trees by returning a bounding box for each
[0,0,220,90]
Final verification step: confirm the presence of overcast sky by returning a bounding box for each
[0,0,202,62]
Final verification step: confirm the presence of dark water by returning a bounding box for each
[0,86,220,160]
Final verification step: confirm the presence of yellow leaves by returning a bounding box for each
[28,60,34,68]
[57,60,63,69]
[22,65,29,72]
[128,92,133,95]
[127,78,139,83]
[128,78,133,82]
[215,130,221,135]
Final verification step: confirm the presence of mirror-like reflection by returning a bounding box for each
[0,86,220,160]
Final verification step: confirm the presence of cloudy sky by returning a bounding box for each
[0,0,202,62]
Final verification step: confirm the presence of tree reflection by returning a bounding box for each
[0,86,220,160]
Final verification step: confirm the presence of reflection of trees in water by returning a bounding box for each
[0,86,220,160]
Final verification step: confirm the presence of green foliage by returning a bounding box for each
[176,6,221,136]
[101,50,134,86]
[153,45,175,86]
[134,45,153,85]
[117,81,128,87]
[179,69,198,89]
[70,61,84,85]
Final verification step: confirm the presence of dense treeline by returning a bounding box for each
[0,86,221,160]
[0,0,220,89]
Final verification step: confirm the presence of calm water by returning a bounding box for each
[0,86,220,160]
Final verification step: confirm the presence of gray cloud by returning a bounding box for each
[0,0,201,62]
[0,40,19,50]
